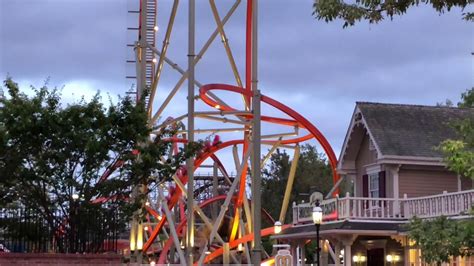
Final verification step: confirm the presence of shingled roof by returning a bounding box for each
[357,102,474,158]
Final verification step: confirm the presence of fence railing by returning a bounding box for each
[292,189,474,224]
[0,206,123,253]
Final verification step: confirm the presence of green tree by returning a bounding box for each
[261,144,333,224]
[312,0,473,27]
[0,78,199,252]
[439,88,474,179]
[408,216,473,265]
[261,144,333,263]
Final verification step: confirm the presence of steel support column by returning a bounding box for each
[251,0,261,264]
[186,0,196,265]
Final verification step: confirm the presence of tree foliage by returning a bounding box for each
[0,78,199,250]
[439,88,474,179]
[408,216,473,265]
[261,144,333,224]
[313,0,473,27]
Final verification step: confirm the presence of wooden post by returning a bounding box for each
[334,243,341,266]
[403,194,408,218]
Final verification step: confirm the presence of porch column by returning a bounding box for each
[404,245,410,266]
[299,241,306,266]
[334,243,342,266]
[344,244,352,266]
[291,242,298,266]
[390,165,401,216]
[341,236,357,266]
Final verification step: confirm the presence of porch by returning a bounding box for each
[292,189,474,224]
[274,189,474,266]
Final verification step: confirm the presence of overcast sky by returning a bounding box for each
[1,0,472,169]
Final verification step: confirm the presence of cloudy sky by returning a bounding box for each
[1,0,472,170]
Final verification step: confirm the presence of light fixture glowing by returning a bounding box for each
[154,25,159,32]
[274,221,282,234]
[145,201,150,206]
[386,255,393,262]
[136,223,144,250]
[312,206,323,225]
[353,255,366,263]
[129,222,136,251]
[152,58,157,64]
[72,194,79,200]
[144,226,149,231]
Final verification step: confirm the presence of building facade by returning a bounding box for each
[274,102,474,266]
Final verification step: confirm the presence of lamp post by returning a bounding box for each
[312,200,323,266]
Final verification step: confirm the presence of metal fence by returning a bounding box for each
[0,206,124,253]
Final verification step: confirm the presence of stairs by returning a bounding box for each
[127,0,157,108]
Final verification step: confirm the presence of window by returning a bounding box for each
[362,170,385,199]
[369,173,379,198]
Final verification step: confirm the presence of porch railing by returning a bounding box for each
[403,190,474,218]
[292,189,474,224]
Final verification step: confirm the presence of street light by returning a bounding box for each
[274,221,282,234]
[312,200,323,266]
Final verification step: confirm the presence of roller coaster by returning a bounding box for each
[125,0,340,264]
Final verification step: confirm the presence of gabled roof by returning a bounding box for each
[357,102,473,158]
[338,102,474,171]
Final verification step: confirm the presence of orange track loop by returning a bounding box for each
[198,224,291,265]
[199,83,340,188]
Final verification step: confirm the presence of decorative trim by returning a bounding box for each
[377,156,445,166]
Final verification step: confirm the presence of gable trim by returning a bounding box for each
[337,105,382,170]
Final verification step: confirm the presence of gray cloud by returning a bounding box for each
[1,0,473,160]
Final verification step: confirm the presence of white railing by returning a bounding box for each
[337,196,404,220]
[292,198,337,224]
[292,189,474,224]
[403,190,474,219]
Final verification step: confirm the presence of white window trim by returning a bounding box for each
[365,165,381,209]
[369,172,380,198]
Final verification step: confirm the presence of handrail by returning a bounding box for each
[292,189,474,224]
[404,189,474,201]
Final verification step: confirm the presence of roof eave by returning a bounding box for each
[377,155,445,166]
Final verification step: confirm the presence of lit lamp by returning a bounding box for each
[136,223,144,250]
[386,254,400,265]
[274,221,282,234]
[353,254,367,265]
[312,201,323,266]
[129,222,136,252]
